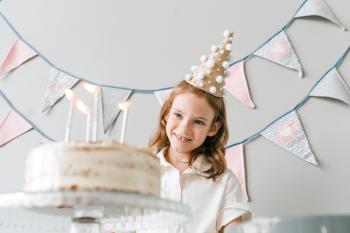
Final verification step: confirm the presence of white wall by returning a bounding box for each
[0,0,349,232]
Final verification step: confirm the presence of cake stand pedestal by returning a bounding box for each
[0,191,191,233]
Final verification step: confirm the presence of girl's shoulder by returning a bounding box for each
[217,169,241,187]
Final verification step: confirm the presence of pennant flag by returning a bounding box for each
[294,0,347,30]
[0,110,32,147]
[261,110,317,165]
[42,68,80,113]
[224,61,256,108]
[225,144,249,202]
[101,87,133,133]
[310,68,350,105]
[0,39,38,78]
[254,31,303,78]
[154,88,173,106]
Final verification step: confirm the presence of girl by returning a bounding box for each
[148,31,251,233]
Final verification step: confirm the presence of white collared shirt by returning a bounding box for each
[139,148,251,233]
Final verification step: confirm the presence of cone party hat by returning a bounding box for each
[185,30,234,97]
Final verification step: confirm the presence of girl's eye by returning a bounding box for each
[194,119,205,125]
[174,112,182,118]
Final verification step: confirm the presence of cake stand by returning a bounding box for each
[0,191,191,232]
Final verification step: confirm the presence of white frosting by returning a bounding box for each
[24,141,160,196]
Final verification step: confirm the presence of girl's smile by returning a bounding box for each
[165,92,220,161]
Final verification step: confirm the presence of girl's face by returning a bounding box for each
[166,92,220,156]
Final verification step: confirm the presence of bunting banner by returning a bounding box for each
[224,61,256,109]
[225,144,249,202]
[154,88,173,106]
[101,87,133,133]
[42,68,80,113]
[294,0,347,30]
[0,110,32,147]
[261,110,317,165]
[0,39,37,78]
[254,30,303,78]
[309,68,350,105]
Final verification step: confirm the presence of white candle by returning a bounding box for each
[64,89,76,142]
[76,99,91,141]
[118,101,132,144]
[83,82,101,142]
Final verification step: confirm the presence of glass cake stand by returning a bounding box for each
[0,191,191,233]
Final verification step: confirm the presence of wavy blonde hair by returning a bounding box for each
[149,80,228,180]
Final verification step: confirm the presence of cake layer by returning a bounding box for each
[24,141,160,196]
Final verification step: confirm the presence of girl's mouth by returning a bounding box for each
[172,133,191,142]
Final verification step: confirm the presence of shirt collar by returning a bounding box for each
[157,147,211,176]
[157,147,172,167]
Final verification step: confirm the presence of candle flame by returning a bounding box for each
[118,100,132,111]
[76,100,90,114]
[83,82,100,94]
[64,89,75,101]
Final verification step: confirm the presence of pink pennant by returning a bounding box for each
[224,61,256,108]
[0,110,32,147]
[0,39,38,77]
[225,144,249,201]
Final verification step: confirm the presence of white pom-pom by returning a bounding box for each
[216,75,223,83]
[207,59,215,68]
[211,45,218,52]
[209,86,216,94]
[225,44,232,51]
[191,65,199,73]
[185,74,192,81]
[225,71,231,77]
[222,61,229,69]
[223,30,230,38]
[200,55,208,62]
[196,72,205,80]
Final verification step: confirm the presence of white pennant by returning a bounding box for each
[101,87,133,133]
[154,88,173,106]
[42,68,80,113]
[261,110,318,165]
[254,31,303,78]
[310,68,350,105]
[295,0,347,31]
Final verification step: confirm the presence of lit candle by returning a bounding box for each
[64,89,76,142]
[118,100,132,144]
[76,99,91,141]
[83,82,101,142]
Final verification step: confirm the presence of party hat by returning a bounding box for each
[185,30,234,97]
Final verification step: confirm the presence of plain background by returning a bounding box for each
[0,0,349,232]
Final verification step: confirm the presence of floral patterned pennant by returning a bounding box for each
[261,110,318,165]
[42,68,80,113]
[254,30,303,78]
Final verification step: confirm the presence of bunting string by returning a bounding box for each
[0,0,344,92]
[1,45,348,146]
[0,0,348,150]
[227,44,349,148]
[1,0,348,201]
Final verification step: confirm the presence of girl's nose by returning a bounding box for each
[179,119,191,134]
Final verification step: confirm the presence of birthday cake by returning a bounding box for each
[23,141,160,196]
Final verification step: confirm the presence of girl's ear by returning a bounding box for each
[208,121,221,137]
